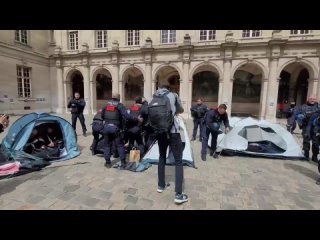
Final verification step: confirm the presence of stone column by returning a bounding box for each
[260,78,269,119]
[222,59,231,106]
[180,60,190,117]
[82,65,91,114]
[308,78,318,97]
[56,65,64,114]
[111,40,120,95]
[218,78,223,104]
[265,57,279,122]
[90,78,96,113]
[151,79,156,95]
[119,79,124,103]
[63,80,68,113]
[317,57,320,99]
[188,79,193,118]
[112,64,119,94]
[81,44,91,114]
[221,34,237,110]
[144,62,152,101]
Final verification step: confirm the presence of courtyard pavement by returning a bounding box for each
[0,114,320,210]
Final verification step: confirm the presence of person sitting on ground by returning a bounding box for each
[43,126,63,148]
[25,128,47,154]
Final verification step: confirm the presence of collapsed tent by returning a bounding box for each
[141,116,195,168]
[211,117,304,159]
[0,112,80,177]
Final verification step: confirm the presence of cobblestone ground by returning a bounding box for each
[0,114,320,210]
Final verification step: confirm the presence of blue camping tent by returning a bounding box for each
[1,112,80,162]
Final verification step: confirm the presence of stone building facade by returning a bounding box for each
[1,30,320,121]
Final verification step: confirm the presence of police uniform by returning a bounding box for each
[201,108,230,160]
[290,102,320,160]
[127,103,144,155]
[190,103,208,141]
[101,98,138,167]
[91,109,104,155]
[139,100,155,153]
[67,98,87,136]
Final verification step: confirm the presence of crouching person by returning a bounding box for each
[91,109,104,155]
[127,96,145,156]
[101,93,142,168]
[201,104,230,161]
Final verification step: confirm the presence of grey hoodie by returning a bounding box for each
[154,88,184,133]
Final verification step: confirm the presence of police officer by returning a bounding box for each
[91,109,104,155]
[67,92,87,137]
[91,110,119,156]
[101,93,143,168]
[127,96,145,156]
[190,98,208,141]
[311,115,320,185]
[140,97,156,153]
[289,95,320,161]
[201,104,230,161]
[286,102,296,133]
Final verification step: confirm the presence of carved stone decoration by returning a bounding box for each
[145,37,152,48]
[21,57,27,65]
[247,56,253,62]
[225,31,234,42]
[183,34,191,45]
[296,54,303,62]
[54,46,62,55]
[56,59,61,68]
[81,43,89,53]
[272,30,282,39]
[112,40,119,51]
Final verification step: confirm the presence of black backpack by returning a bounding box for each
[148,92,173,133]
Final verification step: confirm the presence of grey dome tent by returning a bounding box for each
[211,117,304,159]
[142,116,195,168]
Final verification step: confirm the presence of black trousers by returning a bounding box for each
[145,132,156,153]
[127,131,144,155]
[302,126,319,157]
[157,132,183,194]
[91,122,103,153]
[201,126,218,155]
[71,113,87,133]
[103,125,126,163]
[192,118,203,139]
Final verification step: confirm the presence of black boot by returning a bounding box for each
[104,159,111,168]
[191,137,196,141]
[304,151,309,160]
[213,153,219,159]
[312,155,318,163]
[201,154,206,161]
[92,149,97,156]
[316,178,320,185]
[120,159,127,170]
[83,130,87,137]
[209,149,214,156]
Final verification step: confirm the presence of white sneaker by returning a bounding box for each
[157,183,170,193]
